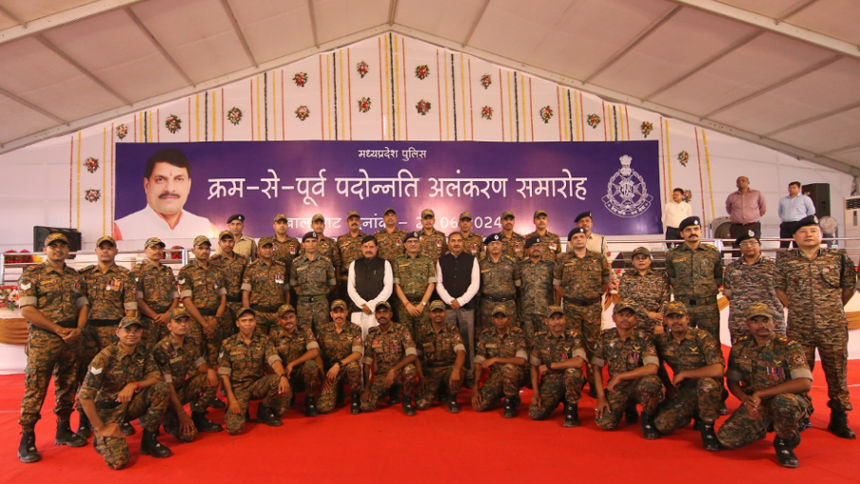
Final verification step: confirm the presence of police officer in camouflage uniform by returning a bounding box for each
[78,317,172,469]
[178,236,227,374]
[499,210,526,261]
[269,304,323,416]
[415,300,466,412]
[479,233,521,330]
[241,236,289,334]
[775,215,856,438]
[360,301,419,415]
[593,300,664,439]
[517,235,555,343]
[618,247,669,337]
[524,210,561,262]
[472,305,528,418]
[291,231,336,334]
[393,231,436,338]
[317,300,364,414]
[218,307,291,434]
[653,301,723,450]
[17,233,89,462]
[133,237,178,350]
[723,230,785,343]
[336,210,367,303]
[151,307,222,442]
[528,306,586,427]
[307,213,341,274]
[717,303,813,468]
[374,207,407,263]
[418,208,447,262]
[271,213,301,266]
[210,230,248,336]
[458,211,484,259]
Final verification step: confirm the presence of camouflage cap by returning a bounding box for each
[745,302,774,320]
[118,316,144,329]
[193,235,211,247]
[428,300,446,312]
[236,306,256,318]
[459,211,472,221]
[330,299,348,311]
[258,236,275,247]
[273,213,288,223]
[312,213,325,223]
[678,216,701,231]
[792,215,819,235]
[96,235,116,247]
[383,207,396,215]
[403,231,420,243]
[632,246,651,258]
[169,307,191,321]
[374,301,392,311]
[277,303,296,316]
[218,230,234,240]
[662,301,688,316]
[501,210,515,220]
[45,232,70,246]
[546,305,564,317]
[421,208,435,218]
[144,237,165,249]
[301,232,318,242]
[534,209,548,218]
[524,235,542,249]
[491,304,509,317]
[484,233,503,245]
[346,210,361,219]
[614,299,637,314]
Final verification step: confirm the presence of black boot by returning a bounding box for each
[305,396,319,417]
[140,429,172,458]
[625,404,639,424]
[774,436,799,468]
[350,392,361,415]
[827,409,856,439]
[55,420,87,447]
[640,412,660,440]
[402,398,416,417]
[17,432,40,463]
[76,412,92,439]
[503,397,518,419]
[191,411,223,433]
[119,421,135,436]
[447,393,460,414]
[700,423,720,451]
[256,405,282,427]
[563,403,580,428]
[692,415,703,431]
[388,387,401,405]
[798,417,811,432]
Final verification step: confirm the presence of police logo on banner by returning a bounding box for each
[602,155,653,218]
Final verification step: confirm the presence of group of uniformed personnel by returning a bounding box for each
[14,208,855,470]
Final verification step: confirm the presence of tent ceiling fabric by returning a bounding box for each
[0,0,858,173]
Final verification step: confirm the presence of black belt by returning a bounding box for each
[95,399,120,410]
[483,295,514,302]
[88,318,121,328]
[406,296,424,304]
[678,297,715,307]
[148,305,171,314]
[198,308,217,316]
[252,305,280,313]
[298,295,326,303]
[564,297,601,306]
[226,295,242,303]
[31,319,77,334]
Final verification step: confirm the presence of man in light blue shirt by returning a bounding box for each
[778,181,816,248]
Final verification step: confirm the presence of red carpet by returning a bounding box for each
[1,356,858,483]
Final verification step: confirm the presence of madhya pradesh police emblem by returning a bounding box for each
[602,155,653,218]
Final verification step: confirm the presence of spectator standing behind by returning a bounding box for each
[662,188,691,248]
[725,176,766,245]
[777,182,815,248]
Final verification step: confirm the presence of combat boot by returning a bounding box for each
[305,396,319,417]
[827,409,856,439]
[447,393,460,414]
[140,429,172,458]
[625,404,639,424]
[402,398,416,417]
[17,432,40,463]
[55,419,87,447]
[350,392,361,415]
[503,397,518,418]
[256,405,282,427]
[388,387,401,405]
[76,412,92,439]
[119,421,135,436]
[191,411,223,433]
[640,412,660,440]
[700,423,720,451]
[563,403,580,428]
[774,436,799,468]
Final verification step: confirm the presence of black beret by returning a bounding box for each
[568,227,587,239]
[524,235,542,249]
[302,231,318,242]
[792,215,819,234]
[734,229,758,247]
[403,231,420,243]
[227,214,245,223]
[678,216,701,231]
[484,233,503,245]
[574,211,592,222]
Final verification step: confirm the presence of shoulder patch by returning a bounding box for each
[19,282,31,290]
[89,366,103,375]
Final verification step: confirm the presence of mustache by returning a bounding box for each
[159,192,181,199]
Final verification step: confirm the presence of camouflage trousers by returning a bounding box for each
[529,369,586,420]
[360,364,419,412]
[141,316,168,350]
[77,324,118,399]
[788,322,852,412]
[685,301,720,342]
[717,393,810,449]
[563,302,602,390]
[596,375,664,430]
[728,311,785,345]
[653,377,721,434]
[297,295,330,334]
[416,365,464,409]
[520,311,546,346]
[394,300,430,340]
[318,361,362,413]
[189,316,224,368]
[252,310,278,335]
[19,329,81,431]
[225,374,291,435]
[275,360,323,414]
[223,301,244,337]
[164,373,219,442]
[93,382,170,469]
[478,298,517,331]
[473,364,525,411]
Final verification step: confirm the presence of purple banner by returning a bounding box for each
[114,140,660,244]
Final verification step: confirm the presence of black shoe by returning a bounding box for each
[641,412,660,440]
[17,432,40,463]
[692,415,703,431]
[827,410,856,439]
[256,406,282,427]
[76,412,92,439]
[55,420,87,447]
[140,429,172,458]
[625,404,639,424]
[447,394,460,414]
[503,398,517,419]
[700,423,720,451]
[798,417,811,432]
[191,412,223,433]
[388,387,401,405]
[774,436,799,468]
[350,393,361,415]
[209,398,226,410]
[402,399,416,417]
[563,403,580,428]
[305,397,319,417]
[119,421,135,436]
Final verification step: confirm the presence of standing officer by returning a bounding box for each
[360,302,419,415]
[418,208,447,262]
[374,208,406,262]
[226,214,256,260]
[415,300,466,413]
[336,210,367,302]
[723,230,784,343]
[133,237,178,349]
[592,300,664,439]
[618,247,669,337]
[219,307,291,434]
[457,211,484,258]
[271,213,301,266]
[652,302,723,450]
[775,215,856,438]
[518,235,555,343]
[528,306,586,427]
[17,232,88,462]
[554,227,610,396]
[499,210,525,260]
[717,303,812,468]
[471,306,528,418]
[210,230,248,336]
[393,231,436,338]
[479,233,521,329]
[524,210,561,262]
[78,316,172,469]
[178,235,227,373]
[268,304,323,416]
[575,211,608,255]
[241,236,289,335]
[316,300,364,414]
[150,307,222,442]
[307,213,341,274]
[291,231,336,333]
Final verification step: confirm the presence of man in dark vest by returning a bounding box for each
[347,235,393,341]
[435,232,480,378]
